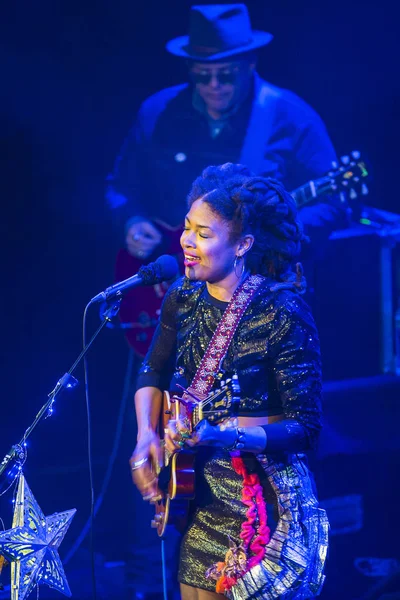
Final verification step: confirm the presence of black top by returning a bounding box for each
[136,276,323,453]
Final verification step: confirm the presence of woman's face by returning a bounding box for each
[180,199,240,283]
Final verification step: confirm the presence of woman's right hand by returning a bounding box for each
[129,430,163,502]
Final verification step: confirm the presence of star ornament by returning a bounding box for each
[0,475,76,600]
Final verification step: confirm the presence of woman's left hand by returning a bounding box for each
[165,418,190,454]
[165,418,236,452]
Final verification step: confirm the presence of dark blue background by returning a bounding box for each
[0,1,399,598]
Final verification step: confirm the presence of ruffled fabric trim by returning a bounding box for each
[206,455,271,593]
[227,454,329,600]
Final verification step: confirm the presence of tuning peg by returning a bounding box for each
[351,150,361,159]
[341,155,350,165]
[331,160,338,169]
[361,184,369,195]
[349,188,358,200]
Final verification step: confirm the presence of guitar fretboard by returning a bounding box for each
[291,176,334,208]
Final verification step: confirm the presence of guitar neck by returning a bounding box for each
[291,175,337,208]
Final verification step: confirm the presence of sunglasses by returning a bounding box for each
[189,69,239,86]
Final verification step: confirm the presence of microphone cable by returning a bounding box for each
[63,305,135,600]
[83,302,97,600]
[161,538,169,600]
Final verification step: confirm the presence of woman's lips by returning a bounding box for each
[184,254,200,267]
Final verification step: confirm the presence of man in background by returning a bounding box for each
[107,3,342,264]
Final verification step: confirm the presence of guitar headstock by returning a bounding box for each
[292,150,369,208]
[327,151,369,201]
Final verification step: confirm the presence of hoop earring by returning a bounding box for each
[234,255,245,278]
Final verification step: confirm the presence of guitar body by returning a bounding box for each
[153,391,195,537]
[115,221,183,357]
[153,377,241,537]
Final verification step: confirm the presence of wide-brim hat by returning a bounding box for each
[166,4,273,62]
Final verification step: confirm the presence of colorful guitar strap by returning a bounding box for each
[184,274,265,402]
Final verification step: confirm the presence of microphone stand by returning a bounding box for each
[0,299,121,494]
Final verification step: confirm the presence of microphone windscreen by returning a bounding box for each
[155,254,179,282]
[138,255,179,285]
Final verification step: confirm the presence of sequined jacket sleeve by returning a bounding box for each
[135,279,180,391]
[263,291,323,452]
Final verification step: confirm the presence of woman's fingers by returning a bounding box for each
[130,445,161,500]
[130,459,151,491]
[164,432,178,454]
[130,461,161,501]
[165,418,192,452]
[140,471,160,501]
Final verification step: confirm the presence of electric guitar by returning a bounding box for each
[152,374,241,537]
[114,151,368,356]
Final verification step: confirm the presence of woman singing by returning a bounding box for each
[130,163,328,599]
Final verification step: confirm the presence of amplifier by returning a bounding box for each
[312,225,400,381]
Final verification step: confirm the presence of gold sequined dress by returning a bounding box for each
[136,276,329,599]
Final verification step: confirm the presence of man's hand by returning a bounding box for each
[126,219,163,260]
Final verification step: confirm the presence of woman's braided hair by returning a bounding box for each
[187,163,307,287]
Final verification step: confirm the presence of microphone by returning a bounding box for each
[90,254,179,304]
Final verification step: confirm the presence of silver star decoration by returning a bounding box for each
[0,474,76,600]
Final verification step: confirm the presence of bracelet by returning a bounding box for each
[226,427,246,451]
[130,457,148,471]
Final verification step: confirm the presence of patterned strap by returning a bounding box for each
[185,275,265,401]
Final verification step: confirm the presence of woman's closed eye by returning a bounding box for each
[183,227,209,239]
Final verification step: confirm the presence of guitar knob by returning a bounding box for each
[151,520,158,528]
[154,513,164,524]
